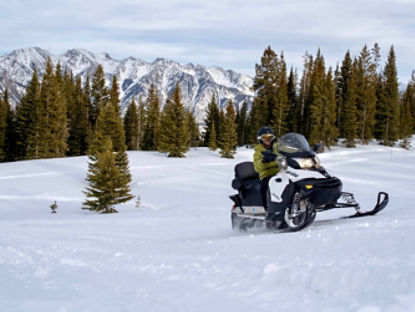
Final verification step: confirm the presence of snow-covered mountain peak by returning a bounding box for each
[0,47,254,124]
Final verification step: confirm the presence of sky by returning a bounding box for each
[1,0,414,83]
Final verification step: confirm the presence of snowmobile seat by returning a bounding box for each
[231,162,262,207]
[232,161,259,190]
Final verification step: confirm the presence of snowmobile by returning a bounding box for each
[229,133,389,232]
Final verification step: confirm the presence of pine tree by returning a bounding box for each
[246,97,261,144]
[297,52,314,134]
[203,94,220,146]
[90,95,126,154]
[320,69,338,149]
[158,83,189,157]
[355,45,377,143]
[343,60,358,147]
[87,95,133,210]
[377,46,400,146]
[208,119,218,150]
[400,81,413,149]
[286,67,298,132]
[0,92,6,161]
[3,89,16,161]
[185,109,199,147]
[15,67,42,159]
[83,138,124,213]
[337,51,353,139]
[307,49,327,145]
[82,74,94,150]
[124,98,140,150]
[90,65,109,130]
[109,75,121,114]
[253,46,279,126]
[40,59,69,158]
[236,100,248,146]
[409,71,415,132]
[137,95,145,149]
[219,100,238,158]
[270,51,289,137]
[68,76,89,155]
[142,84,161,150]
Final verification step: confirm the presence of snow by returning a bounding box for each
[1,139,415,312]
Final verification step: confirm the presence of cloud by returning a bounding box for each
[0,0,414,82]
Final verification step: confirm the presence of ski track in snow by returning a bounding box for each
[0,140,415,312]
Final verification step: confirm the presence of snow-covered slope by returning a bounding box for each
[0,139,414,312]
[0,47,254,124]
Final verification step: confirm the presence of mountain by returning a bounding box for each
[0,47,254,124]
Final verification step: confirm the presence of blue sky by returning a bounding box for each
[1,0,414,83]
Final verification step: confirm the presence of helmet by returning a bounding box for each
[257,126,275,144]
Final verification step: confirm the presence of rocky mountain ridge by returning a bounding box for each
[0,47,254,124]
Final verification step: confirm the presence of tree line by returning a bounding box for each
[244,44,415,150]
[1,43,415,165]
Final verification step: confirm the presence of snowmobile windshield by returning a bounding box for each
[277,133,313,157]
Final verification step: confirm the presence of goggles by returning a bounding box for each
[259,134,275,142]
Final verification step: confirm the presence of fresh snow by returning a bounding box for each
[1,139,415,312]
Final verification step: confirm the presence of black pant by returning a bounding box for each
[260,176,272,211]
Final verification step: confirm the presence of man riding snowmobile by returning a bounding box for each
[253,126,284,226]
[230,131,389,232]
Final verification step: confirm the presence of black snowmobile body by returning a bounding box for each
[229,133,389,232]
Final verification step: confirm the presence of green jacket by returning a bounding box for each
[253,142,280,180]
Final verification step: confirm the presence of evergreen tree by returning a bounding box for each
[246,97,261,144]
[320,69,338,149]
[337,51,353,139]
[3,89,16,161]
[124,98,140,150]
[286,67,298,132]
[270,51,289,136]
[400,81,413,148]
[137,95,145,149]
[113,146,134,205]
[142,84,161,150]
[307,49,327,144]
[15,67,42,159]
[90,65,109,130]
[83,74,93,149]
[185,109,199,147]
[218,107,225,149]
[236,100,248,146]
[83,138,131,213]
[0,92,6,161]
[109,75,121,113]
[355,45,377,143]
[343,60,358,147]
[68,76,89,155]
[88,98,133,208]
[40,59,69,158]
[377,46,400,146]
[219,100,238,158]
[208,119,218,150]
[253,46,279,126]
[91,94,126,154]
[158,83,189,157]
[409,71,415,132]
[297,52,314,134]
[203,94,220,146]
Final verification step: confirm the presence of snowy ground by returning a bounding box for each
[1,138,415,312]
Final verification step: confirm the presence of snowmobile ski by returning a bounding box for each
[343,191,389,219]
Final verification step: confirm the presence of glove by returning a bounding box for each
[276,156,287,169]
[261,150,277,163]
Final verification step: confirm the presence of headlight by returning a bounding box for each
[294,156,320,169]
